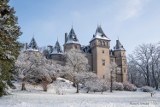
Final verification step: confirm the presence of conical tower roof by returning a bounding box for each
[65,28,79,44]
[27,37,38,51]
[51,40,62,54]
[114,40,125,50]
[90,26,110,42]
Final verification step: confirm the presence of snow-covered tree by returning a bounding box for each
[15,51,56,91]
[112,82,124,91]
[64,49,89,93]
[123,81,137,91]
[84,78,109,93]
[128,43,160,89]
[0,0,22,96]
[107,62,120,92]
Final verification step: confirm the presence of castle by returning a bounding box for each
[26,26,128,82]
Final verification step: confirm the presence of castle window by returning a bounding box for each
[103,41,105,46]
[103,75,105,79]
[102,59,105,66]
[102,50,104,53]
[75,45,78,49]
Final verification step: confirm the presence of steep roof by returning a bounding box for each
[65,28,80,44]
[114,40,125,50]
[90,26,110,42]
[51,40,63,54]
[27,37,39,51]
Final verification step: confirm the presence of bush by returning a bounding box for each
[113,82,124,91]
[123,82,137,91]
[84,79,109,93]
[141,86,154,92]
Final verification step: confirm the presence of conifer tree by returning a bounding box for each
[0,0,22,96]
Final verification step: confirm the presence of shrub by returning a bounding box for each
[113,82,124,91]
[123,82,137,91]
[84,79,109,93]
[141,86,154,92]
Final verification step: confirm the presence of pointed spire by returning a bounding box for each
[114,40,125,50]
[26,37,38,52]
[28,37,38,49]
[51,40,62,54]
[90,26,110,42]
[65,27,79,44]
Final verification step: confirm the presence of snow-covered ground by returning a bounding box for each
[0,79,159,107]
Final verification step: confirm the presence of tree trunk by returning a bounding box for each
[146,65,150,86]
[76,83,79,93]
[21,82,26,90]
[86,89,90,93]
[110,70,113,92]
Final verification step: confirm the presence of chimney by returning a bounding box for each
[47,45,53,54]
[25,43,28,50]
[65,33,68,44]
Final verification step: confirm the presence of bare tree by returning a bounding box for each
[108,62,120,92]
[64,49,89,93]
[128,43,160,89]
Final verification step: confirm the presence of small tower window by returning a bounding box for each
[102,50,104,53]
[75,45,78,49]
[102,59,105,66]
[103,41,105,46]
[103,75,105,79]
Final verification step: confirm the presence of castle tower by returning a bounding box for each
[114,40,128,82]
[90,26,111,79]
[64,28,81,52]
[26,37,39,52]
[51,40,63,54]
[50,40,63,65]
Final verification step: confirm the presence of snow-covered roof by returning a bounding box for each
[26,37,39,52]
[114,40,125,51]
[81,45,91,53]
[28,37,38,50]
[51,41,63,55]
[90,26,110,42]
[65,28,80,45]
[25,48,39,52]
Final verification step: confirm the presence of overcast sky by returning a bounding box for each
[10,0,160,54]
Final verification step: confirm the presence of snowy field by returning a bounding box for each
[0,80,160,107]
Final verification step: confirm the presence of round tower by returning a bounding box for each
[64,28,81,52]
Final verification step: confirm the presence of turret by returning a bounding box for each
[26,37,39,52]
[64,27,81,52]
[114,39,128,82]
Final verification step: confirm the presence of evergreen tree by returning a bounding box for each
[0,0,22,96]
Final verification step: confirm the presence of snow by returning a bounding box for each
[51,49,63,55]
[66,39,80,44]
[0,80,160,107]
[25,48,39,52]
[90,33,110,42]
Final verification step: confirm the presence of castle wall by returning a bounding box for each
[64,43,81,52]
[91,39,110,79]
[84,53,93,71]
[114,50,128,82]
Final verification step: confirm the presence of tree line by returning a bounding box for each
[128,43,160,90]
